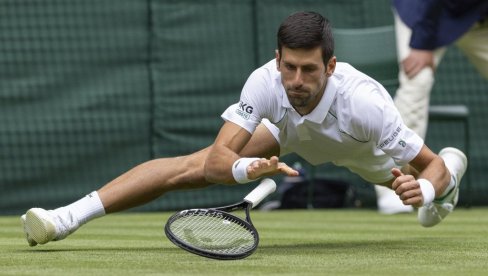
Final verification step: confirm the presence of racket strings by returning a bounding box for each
[169,212,256,254]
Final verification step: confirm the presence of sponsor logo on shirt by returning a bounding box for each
[379,126,403,149]
[235,101,253,120]
[399,139,406,147]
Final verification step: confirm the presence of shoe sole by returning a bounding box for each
[25,208,56,245]
[20,215,38,247]
[418,203,443,227]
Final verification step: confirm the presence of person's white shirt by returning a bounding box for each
[222,59,424,184]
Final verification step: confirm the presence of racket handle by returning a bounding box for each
[244,178,277,208]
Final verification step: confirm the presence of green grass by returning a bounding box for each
[1,208,488,275]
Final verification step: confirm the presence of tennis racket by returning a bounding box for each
[164,178,277,260]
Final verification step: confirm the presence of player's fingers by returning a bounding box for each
[392,175,418,195]
[251,158,271,170]
[247,158,298,179]
[390,168,405,190]
[398,186,422,201]
[391,168,403,178]
[394,175,418,192]
[268,156,279,167]
[401,196,423,208]
[400,192,423,208]
[277,162,299,176]
[394,179,415,194]
[247,157,280,179]
[394,179,423,207]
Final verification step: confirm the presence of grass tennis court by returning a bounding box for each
[2,208,487,275]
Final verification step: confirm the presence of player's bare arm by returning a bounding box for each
[391,145,451,207]
[204,121,252,184]
[204,121,298,184]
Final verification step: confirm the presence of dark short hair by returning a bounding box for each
[277,11,334,65]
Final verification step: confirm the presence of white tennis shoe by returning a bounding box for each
[376,185,414,214]
[20,207,79,246]
[418,147,467,227]
[20,214,38,247]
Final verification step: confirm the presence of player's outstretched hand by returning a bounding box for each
[391,168,424,207]
[247,156,299,180]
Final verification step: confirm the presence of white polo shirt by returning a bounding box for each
[221,59,423,184]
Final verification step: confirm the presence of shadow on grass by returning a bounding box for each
[14,247,182,253]
[14,237,438,255]
[259,237,440,254]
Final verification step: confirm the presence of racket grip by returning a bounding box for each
[244,178,277,208]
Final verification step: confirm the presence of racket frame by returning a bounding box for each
[164,201,258,260]
[164,179,276,260]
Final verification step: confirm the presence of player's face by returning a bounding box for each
[276,46,336,115]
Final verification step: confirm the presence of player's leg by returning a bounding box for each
[455,20,488,79]
[417,148,467,227]
[21,148,214,246]
[99,148,213,214]
[21,123,280,246]
[97,123,279,214]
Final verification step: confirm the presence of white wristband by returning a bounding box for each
[232,158,260,184]
[418,178,435,206]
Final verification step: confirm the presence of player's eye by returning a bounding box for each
[284,63,296,71]
[302,66,317,73]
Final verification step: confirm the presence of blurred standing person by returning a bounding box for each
[376,0,488,214]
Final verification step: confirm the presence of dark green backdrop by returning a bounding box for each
[1,0,486,214]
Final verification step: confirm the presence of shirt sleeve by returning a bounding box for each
[376,103,424,166]
[349,80,423,166]
[221,67,274,134]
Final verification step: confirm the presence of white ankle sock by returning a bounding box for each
[439,151,461,198]
[439,175,456,198]
[56,191,106,226]
[440,150,464,183]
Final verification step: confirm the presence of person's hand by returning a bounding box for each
[391,168,424,207]
[401,49,435,79]
[247,156,299,180]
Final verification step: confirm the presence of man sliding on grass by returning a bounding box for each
[22,11,467,246]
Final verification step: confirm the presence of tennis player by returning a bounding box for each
[21,11,467,247]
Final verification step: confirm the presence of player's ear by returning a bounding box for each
[326,56,336,77]
[275,49,281,70]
